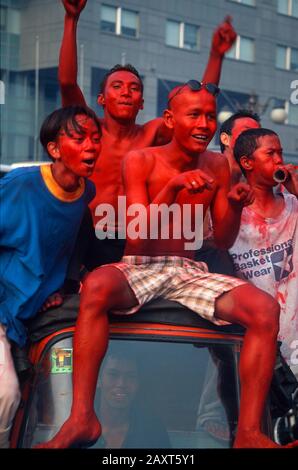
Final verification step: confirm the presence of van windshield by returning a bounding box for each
[21,336,240,448]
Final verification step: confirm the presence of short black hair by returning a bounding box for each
[99,64,143,95]
[40,106,101,159]
[234,128,278,176]
[219,110,261,152]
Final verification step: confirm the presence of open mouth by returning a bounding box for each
[82,158,96,167]
[192,134,209,142]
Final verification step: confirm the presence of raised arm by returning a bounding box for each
[202,16,237,85]
[59,0,88,107]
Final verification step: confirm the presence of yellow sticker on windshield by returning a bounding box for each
[51,348,73,374]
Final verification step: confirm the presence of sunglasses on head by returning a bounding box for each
[168,80,220,106]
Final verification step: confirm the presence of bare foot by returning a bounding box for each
[283,440,298,448]
[34,414,101,448]
[234,430,281,448]
[39,292,64,313]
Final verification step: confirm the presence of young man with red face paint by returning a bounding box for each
[0,106,101,448]
[36,86,298,449]
[230,128,298,380]
[59,0,237,277]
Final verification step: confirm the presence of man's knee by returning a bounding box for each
[80,268,124,311]
[249,290,280,333]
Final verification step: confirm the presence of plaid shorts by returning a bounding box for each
[104,256,246,325]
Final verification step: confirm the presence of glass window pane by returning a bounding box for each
[293,0,298,17]
[239,36,254,62]
[20,336,239,448]
[101,4,116,33]
[166,20,180,47]
[290,47,298,71]
[121,9,138,37]
[184,23,199,50]
[0,7,7,31]
[276,45,287,69]
[226,40,237,59]
[277,0,289,14]
[288,102,298,125]
[230,0,255,4]
[7,9,20,34]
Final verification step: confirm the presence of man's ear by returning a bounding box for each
[47,142,60,161]
[163,109,174,129]
[139,98,144,110]
[220,132,231,149]
[240,155,253,172]
[97,93,105,107]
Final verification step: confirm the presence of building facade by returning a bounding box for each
[1,0,298,163]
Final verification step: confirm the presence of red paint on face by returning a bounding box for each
[100,71,144,121]
[57,114,101,177]
[171,89,217,156]
[249,135,284,185]
[230,117,260,149]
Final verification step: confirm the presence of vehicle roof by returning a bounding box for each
[27,295,245,344]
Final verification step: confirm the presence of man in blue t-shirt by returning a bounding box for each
[0,105,101,447]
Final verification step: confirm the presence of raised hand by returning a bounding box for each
[283,164,298,197]
[227,182,254,208]
[211,16,237,56]
[62,0,87,18]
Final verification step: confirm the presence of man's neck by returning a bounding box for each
[51,164,81,192]
[165,141,199,172]
[248,183,284,218]
[100,402,130,427]
[103,113,139,140]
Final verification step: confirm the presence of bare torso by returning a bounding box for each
[124,148,225,258]
[89,118,167,226]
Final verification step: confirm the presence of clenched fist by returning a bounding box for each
[211,16,237,57]
[227,182,254,208]
[62,0,87,18]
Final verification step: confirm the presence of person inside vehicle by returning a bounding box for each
[36,82,298,449]
[0,105,101,448]
[95,346,170,448]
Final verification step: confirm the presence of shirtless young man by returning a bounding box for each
[59,0,236,264]
[37,84,297,449]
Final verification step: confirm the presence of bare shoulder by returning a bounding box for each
[200,150,229,174]
[123,147,157,178]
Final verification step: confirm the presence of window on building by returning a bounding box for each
[100,4,116,33]
[286,101,298,125]
[276,45,288,69]
[100,4,139,37]
[166,20,199,50]
[276,45,298,71]
[226,35,255,62]
[121,9,138,37]
[290,47,298,71]
[0,6,7,31]
[277,0,298,17]
[229,0,255,6]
